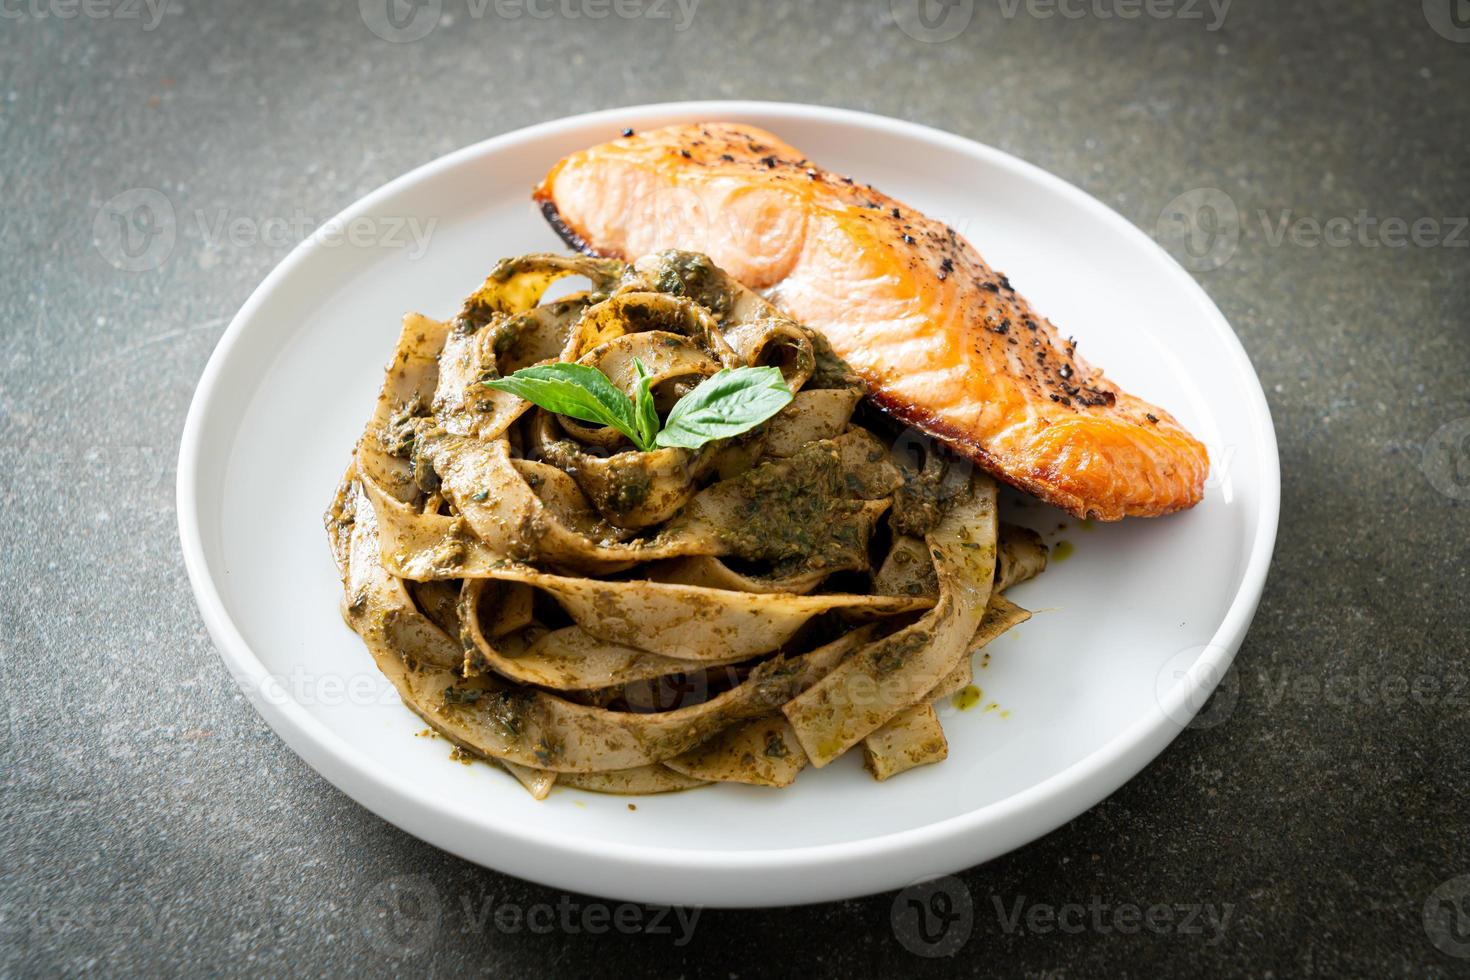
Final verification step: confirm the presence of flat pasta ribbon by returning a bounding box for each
[325,249,1046,796]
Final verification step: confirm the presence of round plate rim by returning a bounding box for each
[176,100,1280,907]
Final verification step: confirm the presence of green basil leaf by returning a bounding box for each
[654,366,794,450]
[632,358,659,453]
[483,363,643,448]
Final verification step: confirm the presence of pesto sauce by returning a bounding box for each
[891,462,967,537]
[763,731,791,758]
[595,456,653,513]
[650,251,736,317]
[803,327,863,390]
[716,443,870,568]
[952,685,982,711]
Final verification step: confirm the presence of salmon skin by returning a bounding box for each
[535,123,1208,520]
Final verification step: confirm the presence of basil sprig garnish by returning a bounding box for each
[632,358,660,452]
[652,365,794,449]
[484,360,793,452]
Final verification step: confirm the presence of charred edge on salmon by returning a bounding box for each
[539,200,598,256]
[866,386,1136,523]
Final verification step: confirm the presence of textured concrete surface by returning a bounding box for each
[2,0,1468,975]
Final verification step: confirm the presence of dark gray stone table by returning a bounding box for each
[3,0,1468,975]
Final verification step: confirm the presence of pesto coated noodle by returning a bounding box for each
[326,250,1047,797]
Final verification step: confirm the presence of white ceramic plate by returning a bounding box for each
[178,102,1278,908]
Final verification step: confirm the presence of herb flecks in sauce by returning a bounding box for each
[716,441,883,569]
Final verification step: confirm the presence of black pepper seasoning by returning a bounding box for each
[620,127,634,138]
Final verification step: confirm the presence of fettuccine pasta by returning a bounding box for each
[325,250,1046,796]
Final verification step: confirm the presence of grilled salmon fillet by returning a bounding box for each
[535,123,1208,520]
